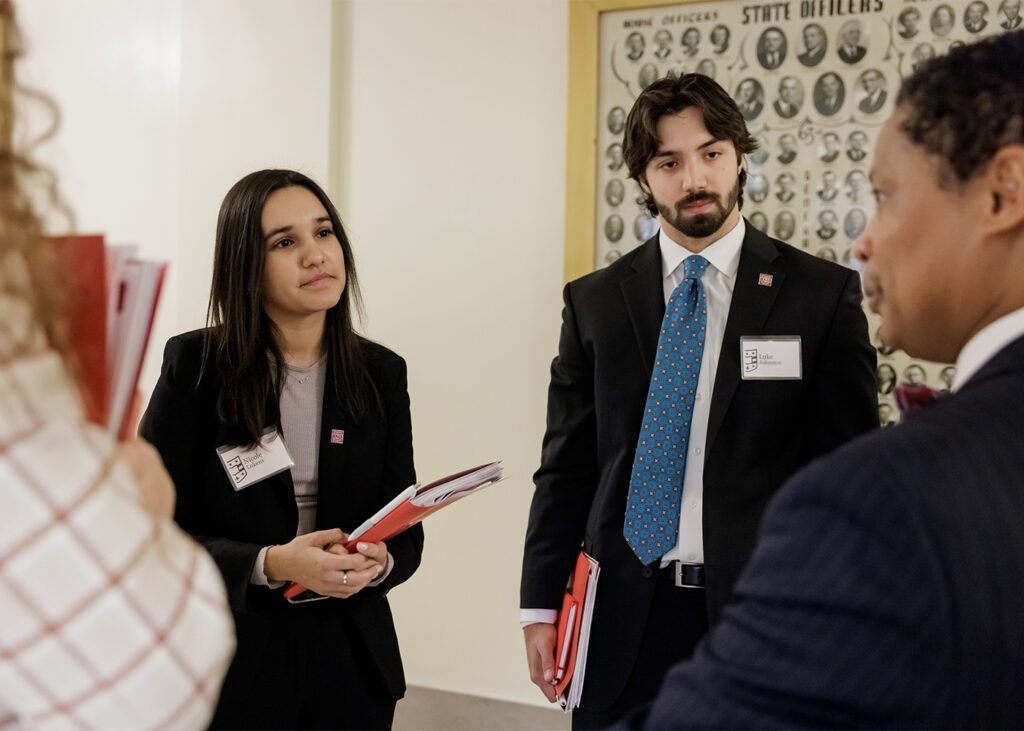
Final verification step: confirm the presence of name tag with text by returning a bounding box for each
[740,336,802,380]
[217,428,295,491]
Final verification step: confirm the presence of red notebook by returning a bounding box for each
[283,462,503,603]
[555,550,600,711]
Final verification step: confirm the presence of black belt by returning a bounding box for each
[660,561,705,588]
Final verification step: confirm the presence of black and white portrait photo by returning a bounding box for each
[930,4,956,36]
[607,106,626,135]
[813,72,845,116]
[876,363,896,395]
[748,210,768,232]
[845,169,869,203]
[837,19,867,64]
[898,6,922,38]
[774,210,796,240]
[775,172,796,202]
[847,130,869,162]
[857,69,887,114]
[798,23,828,66]
[710,24,730,54]
[912,42,936,72]
[1001,0,1023,29]
[818,169,840,201]
[777,134,798,164]
[964,1,989,32]
[820,131,841,162]
[605,214,624,242]
[735,78,764,121]
[939,365,957,391]
[680,26,701,57]
[816,246,837,262]
[817,209,839,239]
[625,31,645,60]
[747,173,769,204]
[653,29,672,59]
[844,208,867,239]
[696,58,717,79]
[638,63,659,89]
[903,363,927,385]
[606,142,624,171]
[757,26,788,69]
[773,76,804,119]
[605,178,625,207]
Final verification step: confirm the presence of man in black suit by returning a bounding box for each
[773,76,803,119]
[757,27,787,69]
[837,19,867,63]
[1002,0,1023,28]
[628,31,1024,729]
[814,72,845,116]
[734,78,763,121]
[521,73,876,729]
[858,68,888,114]
[797,23,827,66]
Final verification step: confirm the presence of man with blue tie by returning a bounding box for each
[629,30,1024,728]
[520,73,877,729]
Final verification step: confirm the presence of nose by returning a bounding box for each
[301,239,326,267]
[851,228,872,263]
[680,162,707,194]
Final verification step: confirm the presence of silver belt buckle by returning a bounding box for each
[674,561,704,588]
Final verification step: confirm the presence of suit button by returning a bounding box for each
[641,566,654,579]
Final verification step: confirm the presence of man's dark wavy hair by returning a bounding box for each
[898,30,1024,186]
[622,73,758,216]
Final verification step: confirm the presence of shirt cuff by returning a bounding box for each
[367,552,394,587]
[251,545,286,589]
[520,608,558,627]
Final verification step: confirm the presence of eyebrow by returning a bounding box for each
[264,216,332,242]
[651,138,724,158]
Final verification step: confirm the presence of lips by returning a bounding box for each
[301,272,333,287]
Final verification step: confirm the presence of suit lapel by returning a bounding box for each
[706,226,784,452]
[620,238,665,376]
[314,376,352,529]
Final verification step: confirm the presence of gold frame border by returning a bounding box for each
[564,0,710,282]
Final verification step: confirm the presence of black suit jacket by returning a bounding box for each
[636,334,1024,728]
[522,224,877,711]
[140,330,423,705]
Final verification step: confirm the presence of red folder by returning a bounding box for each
[50,236,166,440]
[283,462,503,602]
[554,551,590,694]
[555,549,600,711]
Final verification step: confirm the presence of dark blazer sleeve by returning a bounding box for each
[801,267,878,460]
[633,449,951,728]
[521,281,599,610]
[364,348,422,593]
[139,334,269,612]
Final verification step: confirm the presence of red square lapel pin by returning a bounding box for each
[330,429,345,445]
[758,273,773,287]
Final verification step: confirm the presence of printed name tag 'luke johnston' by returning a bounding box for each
[216,427,296,491]
[740,336,803,380]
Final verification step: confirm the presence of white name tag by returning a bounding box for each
[217,428,295,491]
[740,336,802,380]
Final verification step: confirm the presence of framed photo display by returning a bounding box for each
[566,0,1017,422]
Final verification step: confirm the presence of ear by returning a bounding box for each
[982,145,1024,236]
[637,174,651,195]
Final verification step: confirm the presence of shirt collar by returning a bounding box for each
[658,216,745,282]
[953,305,1024,391]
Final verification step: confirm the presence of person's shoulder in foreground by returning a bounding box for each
[622,28,1024,729]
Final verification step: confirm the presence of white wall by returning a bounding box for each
[333,0,568,706]
[19,0,569,709]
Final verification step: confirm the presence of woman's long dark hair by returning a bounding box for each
[202,169,376,444]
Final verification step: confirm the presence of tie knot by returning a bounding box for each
[684,256,710,281]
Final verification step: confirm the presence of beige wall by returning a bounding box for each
[21,0,569,710]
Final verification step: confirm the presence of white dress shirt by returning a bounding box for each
[520,219,745,625]
[952,306,1024,391]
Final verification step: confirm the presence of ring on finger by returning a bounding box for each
[342,571,348,586]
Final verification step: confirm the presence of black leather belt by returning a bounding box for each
[661,561,705,588]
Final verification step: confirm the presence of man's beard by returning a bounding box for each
[656,177,740,239]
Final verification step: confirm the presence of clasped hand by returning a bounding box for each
[265,528,388,599]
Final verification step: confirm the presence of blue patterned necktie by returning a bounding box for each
[624,255,709,565]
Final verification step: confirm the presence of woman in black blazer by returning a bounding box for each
[141,169,422,730]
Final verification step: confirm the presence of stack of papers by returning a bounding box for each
[556,550,600,712]
[52,236,166,440]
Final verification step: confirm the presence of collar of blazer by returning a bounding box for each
[618,224,786,453]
